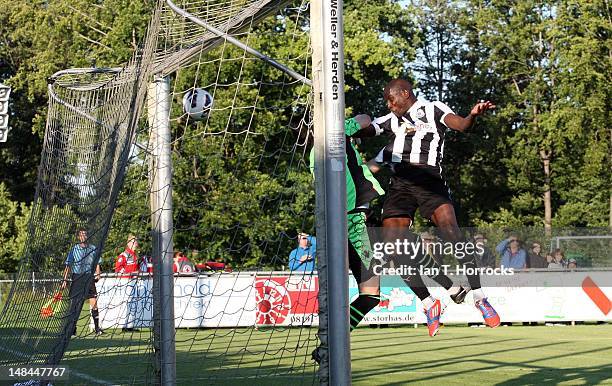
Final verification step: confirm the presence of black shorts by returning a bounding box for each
[70,273,98,299]
[382,166,452,221]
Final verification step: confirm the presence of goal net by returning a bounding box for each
[0,0,326,384]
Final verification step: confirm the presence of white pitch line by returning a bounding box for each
[0,344,115,385]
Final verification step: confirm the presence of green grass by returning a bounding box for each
[48,324,612,385]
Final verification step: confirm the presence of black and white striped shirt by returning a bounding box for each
[371,99,455,174]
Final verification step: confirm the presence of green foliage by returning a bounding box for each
[343,0,418,116]
[0,184,30,272]
[0,0,153,203]
[435,0,611,227]
[1,0,609,272]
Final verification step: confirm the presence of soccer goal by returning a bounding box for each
[0,1,350,385]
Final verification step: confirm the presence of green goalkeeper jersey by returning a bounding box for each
[309,117,384,212]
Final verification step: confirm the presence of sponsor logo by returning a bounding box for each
[254,276,319,326]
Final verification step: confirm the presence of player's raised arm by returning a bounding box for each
[347,114,385,138]
[444,100,496,132]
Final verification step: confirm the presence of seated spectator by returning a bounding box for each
[173,252,196,274]
[473,233,496,268]
[289,232,316,273]
[496,235,527,269]
[548,248,566,269]
[527,242,548,268]
[115,234,140,278]
[567,258,578,269]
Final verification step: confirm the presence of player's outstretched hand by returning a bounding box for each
[470,100,496,116]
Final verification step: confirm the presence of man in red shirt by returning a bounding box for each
[173,252,195,274]
[115,234,139,278]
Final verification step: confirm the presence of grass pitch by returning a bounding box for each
[58,324,612,385]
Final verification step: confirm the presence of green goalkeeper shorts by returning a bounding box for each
[347,212,377,284]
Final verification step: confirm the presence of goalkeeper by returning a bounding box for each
[309,114,385,363]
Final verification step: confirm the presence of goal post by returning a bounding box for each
[147,75,177,385]
[311,0,351,384]
[0,1,353,384]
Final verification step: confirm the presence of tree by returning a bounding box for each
[466,0,610,230]
[0,0,153,203]
[0,183,30,272]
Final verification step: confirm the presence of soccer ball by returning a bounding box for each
[182,88,213,120]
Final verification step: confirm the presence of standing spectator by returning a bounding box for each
[548,248,566,269]
[115,234,139,278]
[473,233,496,268]
[139,255,153,274]
[496,235,527,269]
[289,233,316,273]
[527,242,548,269]
[173,252,196,273]
[61,228,103,336]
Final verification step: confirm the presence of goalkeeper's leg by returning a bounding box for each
[312,212,380,364]
[347,212,381,331]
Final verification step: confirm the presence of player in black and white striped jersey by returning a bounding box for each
[368,79,500,333]
[371,100,453,173]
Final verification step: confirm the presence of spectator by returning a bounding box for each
[548,248,566,269]
[496,235,527,269]
[173,251,196,274]
[139,255,153,274]
[473,233,496,268]
[115,234,139,278]
[567,258,578,269]
[527,242,548,269]
[545,253,554,265]
[289,232,316,272]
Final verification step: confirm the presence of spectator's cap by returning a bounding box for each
[473,233,485,241]
[127,234,138,243]
[298,232,310,240]
[568,258,577,263]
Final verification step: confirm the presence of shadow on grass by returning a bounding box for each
[495,364,612,385]
[352,329,612,386]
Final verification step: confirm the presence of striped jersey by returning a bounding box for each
[65,243,98,274]
[310,117,385,212]
[372,99,455,174]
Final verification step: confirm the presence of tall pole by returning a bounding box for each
[311,1,351,385]
[147,76,176,385]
